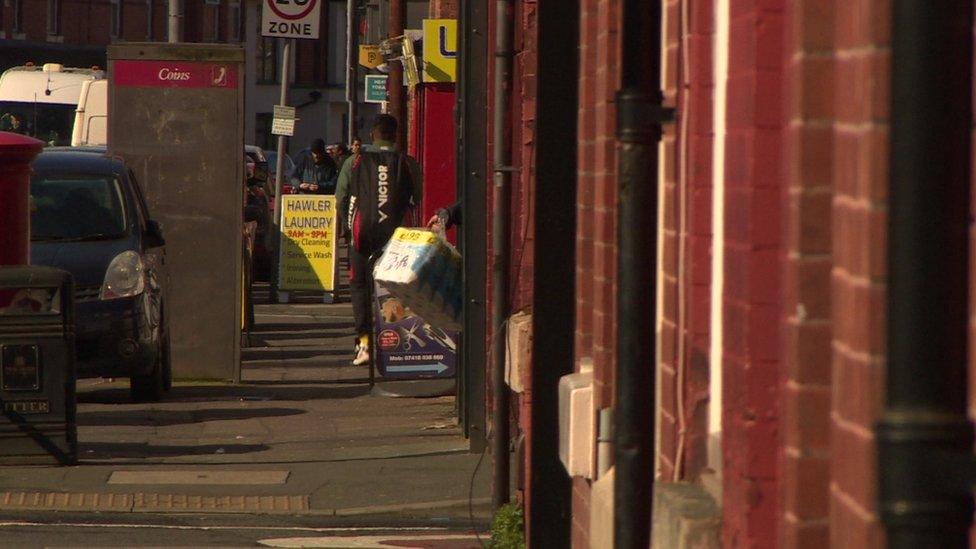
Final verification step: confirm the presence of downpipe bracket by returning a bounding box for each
[616,89,675,144]
[877,410,976,536]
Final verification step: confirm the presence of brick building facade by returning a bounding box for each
[470,0,947,547]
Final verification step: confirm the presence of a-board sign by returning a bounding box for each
[423,19,457,83]
[261,0,321,39]
[374,284,457,380]
[278,194,338,292]
[359,45,382,69]
[365,75,388,103]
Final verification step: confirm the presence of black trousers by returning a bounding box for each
[348,245,375,339]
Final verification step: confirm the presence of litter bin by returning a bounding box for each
[0,266,76,465]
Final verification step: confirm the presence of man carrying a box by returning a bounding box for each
[342,114,420,366]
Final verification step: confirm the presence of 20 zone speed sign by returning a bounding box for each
[262,0,321,39]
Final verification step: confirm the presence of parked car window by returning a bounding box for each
[127,169,151,230]
[30,175,128,241]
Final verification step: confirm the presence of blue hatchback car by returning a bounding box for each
[29,147,171,402]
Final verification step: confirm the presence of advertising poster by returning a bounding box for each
[278,195,338,292]
[374,284,457,380]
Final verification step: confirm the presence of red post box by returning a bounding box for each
[0,132,44,266]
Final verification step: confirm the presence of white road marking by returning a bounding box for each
[258,534,483,548]
[0,521,453,534]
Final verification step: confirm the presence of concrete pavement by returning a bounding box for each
[0,294,491,535]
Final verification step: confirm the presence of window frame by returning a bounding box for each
[257,35,279,84]
[12,0,24,34]
[210,3,220,41]
[228,0,241,42]
[46,0,61,36]
[110,0,123,39]
[146,0,154,40]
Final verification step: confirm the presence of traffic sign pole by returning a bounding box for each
[270,38,293,302]
[345,0,358,143]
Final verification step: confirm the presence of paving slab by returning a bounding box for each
[0,297,490,523]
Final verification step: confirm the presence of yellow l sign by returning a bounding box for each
[422,19,457,83]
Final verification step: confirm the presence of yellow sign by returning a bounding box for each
[278,195,338,292]
[359,45,382,69]
[422,19,457,83]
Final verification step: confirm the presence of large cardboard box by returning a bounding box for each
[374,228,462,332]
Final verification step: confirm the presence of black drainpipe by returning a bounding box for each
[877,2,974,547]
[491,0,513,510]
[614,1,669,547]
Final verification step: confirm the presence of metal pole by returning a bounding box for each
[878,2,974,547]
[167,0,181,42]
[614,0,666,547]
[458,0,489,453]
[388,0,406,148]
[345,0,359,143]
[271,39,293,300]
[490,0,512,511]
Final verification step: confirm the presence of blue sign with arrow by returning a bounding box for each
[373,284,457,380]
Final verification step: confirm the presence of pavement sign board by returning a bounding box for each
[359,45,382,69]
[374,284,457,380]
[278,194,338,293]
[364,75,388,104]
[261,0,321,39]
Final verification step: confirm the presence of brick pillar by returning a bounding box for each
[572,0,621,546]
[780,1,833,546]
[827,1,889,547]
[721,1,786,546]
[657,0,715,485]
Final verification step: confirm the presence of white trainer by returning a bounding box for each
[352,344,370,366]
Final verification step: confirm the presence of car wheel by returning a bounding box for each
[130,339,165,403]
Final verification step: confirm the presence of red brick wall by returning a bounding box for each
[572,0,620,546]
[511,0,535,313]
[429,0,456,19]
[828,0,888,546]
[780,0,833,546]
[484,0,537,541]
[658,0,714,485]
[1,0,237,46]
[721,0,785,546]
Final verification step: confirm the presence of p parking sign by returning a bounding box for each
[262,0,321,39]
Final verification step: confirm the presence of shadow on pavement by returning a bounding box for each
[76,407,306,427]
[77,383,372,404]
[250,322,356,332]
[79,442,270,459]
[241,348,351,360]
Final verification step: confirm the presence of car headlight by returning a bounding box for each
[100,251,145,300]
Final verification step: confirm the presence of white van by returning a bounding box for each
[71,79,107,147]
[0,63,104,146]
